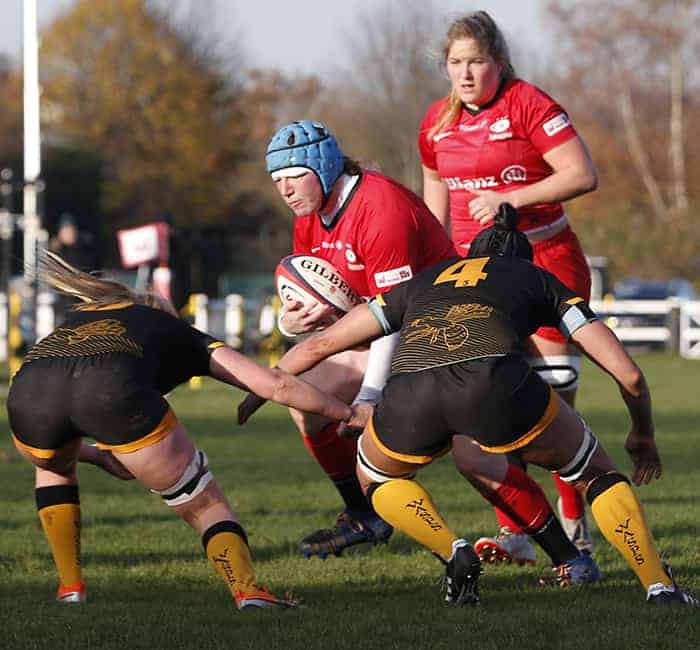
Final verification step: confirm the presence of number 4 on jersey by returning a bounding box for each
[434,258,489,288]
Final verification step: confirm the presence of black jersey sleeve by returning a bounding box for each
[368,280,412,334]
[538,267,598,338]
[158,311,225,378]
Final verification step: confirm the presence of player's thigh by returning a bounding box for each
[452,435,509,486]
[113,421,195,491]
[289,348,368,432]
[520,396,615,477]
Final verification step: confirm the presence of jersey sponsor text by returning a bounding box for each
[375,265,413,289]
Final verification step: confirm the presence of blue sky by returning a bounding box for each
[2,1,546,75]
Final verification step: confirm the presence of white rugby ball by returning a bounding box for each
[275,255,362,316]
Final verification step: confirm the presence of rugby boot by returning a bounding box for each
[557,496,594,554]
[647,563,699,607]
[474,527,537,566]
[56,581,86,604]
[299,510,393,559]
[442,539,482,605]
[235,585,300,610]
[539,551,603,587]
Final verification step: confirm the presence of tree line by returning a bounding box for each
[0,0,697,298]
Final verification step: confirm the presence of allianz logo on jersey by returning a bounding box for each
[445,176,498,191]
[444,165,527,191]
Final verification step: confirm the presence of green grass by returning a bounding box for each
[0,353,698,649]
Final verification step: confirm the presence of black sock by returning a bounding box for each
[333,475,372,513]
[531,514,579,565]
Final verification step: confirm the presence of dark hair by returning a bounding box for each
[342,157,363,175]
[468,203,533,260]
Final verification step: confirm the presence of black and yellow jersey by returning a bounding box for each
[22,303,223,394]
[369,255,596,375]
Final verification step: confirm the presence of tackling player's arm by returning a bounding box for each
[168,315,352,425]
[210,345,351,423]
[237,299,397,425]
[544,271,658,486]
[275,303,385,377]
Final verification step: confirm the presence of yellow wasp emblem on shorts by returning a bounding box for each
[62,319,127,344]
[406,304,493,352]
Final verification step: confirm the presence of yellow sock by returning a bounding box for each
[371,479,458,561]
[590,481,671,589]
[203,523,258,597]
[36,486,82,589]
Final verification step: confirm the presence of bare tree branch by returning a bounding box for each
[617,87,667,224]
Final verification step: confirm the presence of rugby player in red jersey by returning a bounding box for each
[419,11,599,562]
[241,122,600,580]
[252,120,455,558]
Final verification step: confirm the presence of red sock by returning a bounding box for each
[552,473,585,519]
[490,465,551,534]
[300,423,357,481]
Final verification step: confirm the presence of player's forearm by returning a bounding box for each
[506,166,597,210]
[354,332,399,404]
[268,369,352,421]
[275,335,334,376]
[573,322,653,436]
[279,304,382,377]
[617,371,654,437]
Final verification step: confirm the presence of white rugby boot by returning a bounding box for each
[474,527,537,566]
[557,497,594,554]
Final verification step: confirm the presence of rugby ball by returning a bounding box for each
[275,255,362,316]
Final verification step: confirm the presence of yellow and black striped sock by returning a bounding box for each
[35,485,82,589]
[370,479,458,562]
[588,474,671,589]
[202,521,257,597]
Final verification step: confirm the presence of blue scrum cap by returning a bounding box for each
[265,120,345,196]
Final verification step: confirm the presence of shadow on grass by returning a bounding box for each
[1,557,697,650]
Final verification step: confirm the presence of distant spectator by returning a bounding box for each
[49,213,99,320]
[49,213,99,273]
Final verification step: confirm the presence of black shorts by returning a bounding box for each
[370,355,557,463]
[8,354,178,458]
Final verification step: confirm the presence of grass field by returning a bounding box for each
[0,353,698,649]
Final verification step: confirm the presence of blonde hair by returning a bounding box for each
[429,11,516,139]
[40,250,164,311]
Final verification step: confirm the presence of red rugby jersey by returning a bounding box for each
[418,79,578,250]
[292,171,455,298]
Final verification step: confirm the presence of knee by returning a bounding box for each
[151,448,214,508]
[356,437,415,501]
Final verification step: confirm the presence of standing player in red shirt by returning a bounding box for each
[419,11,599,564]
